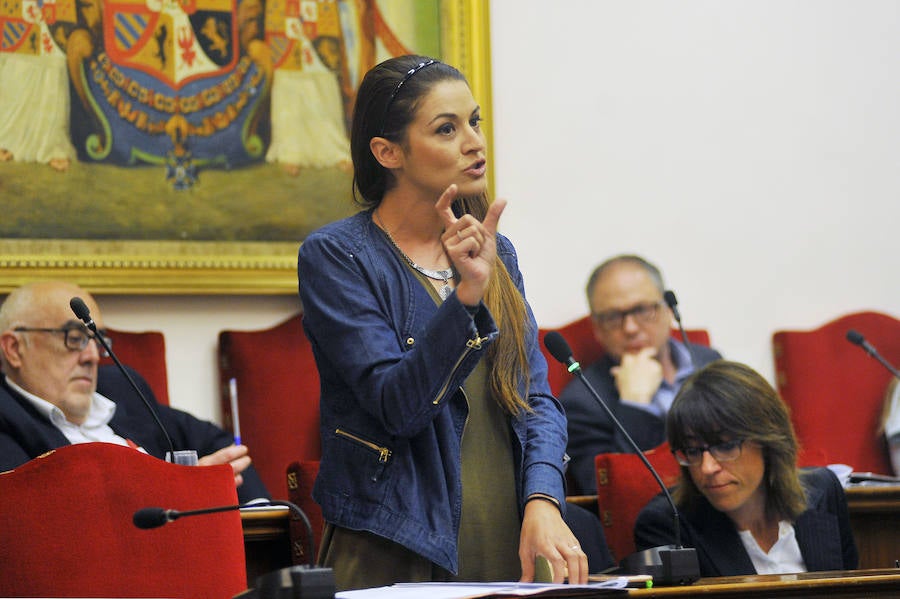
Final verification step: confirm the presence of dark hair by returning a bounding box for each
[349,55,532,416]
[350,55,466,208]
[667,360,807,521]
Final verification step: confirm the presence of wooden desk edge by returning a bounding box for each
[626,569,900,596]
[241,507,291,540]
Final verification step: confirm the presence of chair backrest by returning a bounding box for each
[538,315,712,397]
[218,313,321,499]
[0,443,246,598]
[102,327,170,405]
[773,311,900,475]
[286,459,324,565]
[594,442,681,562]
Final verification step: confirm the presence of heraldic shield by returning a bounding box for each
[66,0,269,177]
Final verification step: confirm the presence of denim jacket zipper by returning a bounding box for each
[334,428,392,463]
[431,334,490,405]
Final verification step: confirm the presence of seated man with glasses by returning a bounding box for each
[559,255,721,494]
[634,360,857,576]
[0,281,269,503]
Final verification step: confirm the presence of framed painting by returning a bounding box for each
[0,0,492,294]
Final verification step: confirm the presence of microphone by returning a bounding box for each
[846,329,900,379]
[70,297,177,458]
[133,500,316,565]
[134,500,335,598]
[663,290,695,366]
[544,331,699,586]
[133,505,242,529]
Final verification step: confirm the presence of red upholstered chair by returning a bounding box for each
[0,443,246,598]
[539,316,605,398]
[102,327,170,405]
[773,311,900,475]
[594,442,681,562]
[286,459,324,565]
[538,315,712,397]
[218,313,321,500]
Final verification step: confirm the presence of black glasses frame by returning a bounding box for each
[14,326,112,353]
[592,301,663,331]
[672,439,746,467]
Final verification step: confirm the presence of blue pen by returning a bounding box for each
[228,377,242,446]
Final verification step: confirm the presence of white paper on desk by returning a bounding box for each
[336,579,629,598]
[239,503,290,511]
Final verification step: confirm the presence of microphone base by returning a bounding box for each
[619,545,700,586]
[234,565,336,599]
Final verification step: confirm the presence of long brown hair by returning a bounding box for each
[667,360,807,520]
[350,55,531,415]
[454,195,531,415]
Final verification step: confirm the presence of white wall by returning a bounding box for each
[491,1,900,373]
[94,1,899,425]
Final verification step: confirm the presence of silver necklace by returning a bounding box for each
[375,211,456,300]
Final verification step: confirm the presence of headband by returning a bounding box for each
[379,59,440,137]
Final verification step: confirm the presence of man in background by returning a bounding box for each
[560,255,721,495]
[0,281,268,503]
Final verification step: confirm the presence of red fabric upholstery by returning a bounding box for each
[594,442,681,562]
[102,327,170,405]
[538,315,712,398]
[218,313,321,500]
[0,443,246,598]
[286,460,324,565]
[773,311,900,475]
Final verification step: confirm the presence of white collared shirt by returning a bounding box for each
[738,520,807,575]
[7,375,144,451]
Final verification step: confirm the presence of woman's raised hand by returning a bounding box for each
[436,184,506,307]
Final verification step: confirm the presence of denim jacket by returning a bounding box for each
[297,210,568,574]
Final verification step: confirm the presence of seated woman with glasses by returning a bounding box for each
[634,360,858,576]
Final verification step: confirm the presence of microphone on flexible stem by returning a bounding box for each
[663,290,695,366]
[134,500,335,598]
[846,329,900,379]
[133,500,316,566]
[69,297,177,459]
[543,331,699,586]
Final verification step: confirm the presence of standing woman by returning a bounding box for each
[297,55,587,589]
[634,360,858,576]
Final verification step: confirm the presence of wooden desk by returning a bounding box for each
[569,484,900,570]
[846,484,900,568]
[627,569,900,597]
[239,487,900,583]
[241,507,293,583]
[240,513,900,597]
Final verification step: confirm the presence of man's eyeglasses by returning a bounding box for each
[592,301,662,331]
[14,326,112,354]
[672,439,745,466]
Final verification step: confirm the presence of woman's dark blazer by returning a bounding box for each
[634,467,858,576]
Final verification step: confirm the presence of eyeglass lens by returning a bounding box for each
[675,440,743,465]
[595,302,660,329]
[64,329,112,352]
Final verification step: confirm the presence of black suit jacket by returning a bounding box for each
[0,365,269,503]
[634,467,859,576]
[559,342,722,495]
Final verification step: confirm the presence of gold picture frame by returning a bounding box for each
[0,0,492,295]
